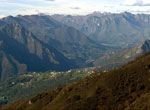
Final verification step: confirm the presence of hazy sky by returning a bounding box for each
[1,0,150,18]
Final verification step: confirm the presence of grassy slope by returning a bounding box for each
[0,68,96,105]
[2,53,150,110]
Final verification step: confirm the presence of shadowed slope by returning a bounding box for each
[0,23,76,81]
[0,15,112,67]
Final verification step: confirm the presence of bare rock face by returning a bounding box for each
[52,12,150,48]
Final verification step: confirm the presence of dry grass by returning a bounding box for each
[3,53,150,110]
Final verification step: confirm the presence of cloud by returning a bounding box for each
[24,0,56,2]
[0,1,37,8]
[44,0,55,2]
[0,15,5,19]
[2,0,150,16]
[123,0,150,6]
[124,9,150,14]
[70,7,80,10]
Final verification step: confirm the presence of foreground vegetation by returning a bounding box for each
[0,67,98,105]
[2,53,150,110]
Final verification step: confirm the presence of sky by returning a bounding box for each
[1,0,150,18]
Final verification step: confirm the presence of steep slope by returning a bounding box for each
[94,40,150,70]
[0,23,76,81]
[3,53,150,110]
[0,15,112,67]
[52,12,150,48]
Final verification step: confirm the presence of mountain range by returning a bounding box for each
[1,12,150,109]
[0,22,76,81]
[2,39,150,106]
[52,12,150,48]
[0,14,115,81]
[0,12,150,81]
[0,15,111,67]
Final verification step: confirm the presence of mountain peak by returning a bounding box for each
[0,21,76,81]
[122,11,133,16]
[87,11,111,17]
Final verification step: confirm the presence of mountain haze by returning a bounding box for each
[0,15,112,67]
[52,12,150,48]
